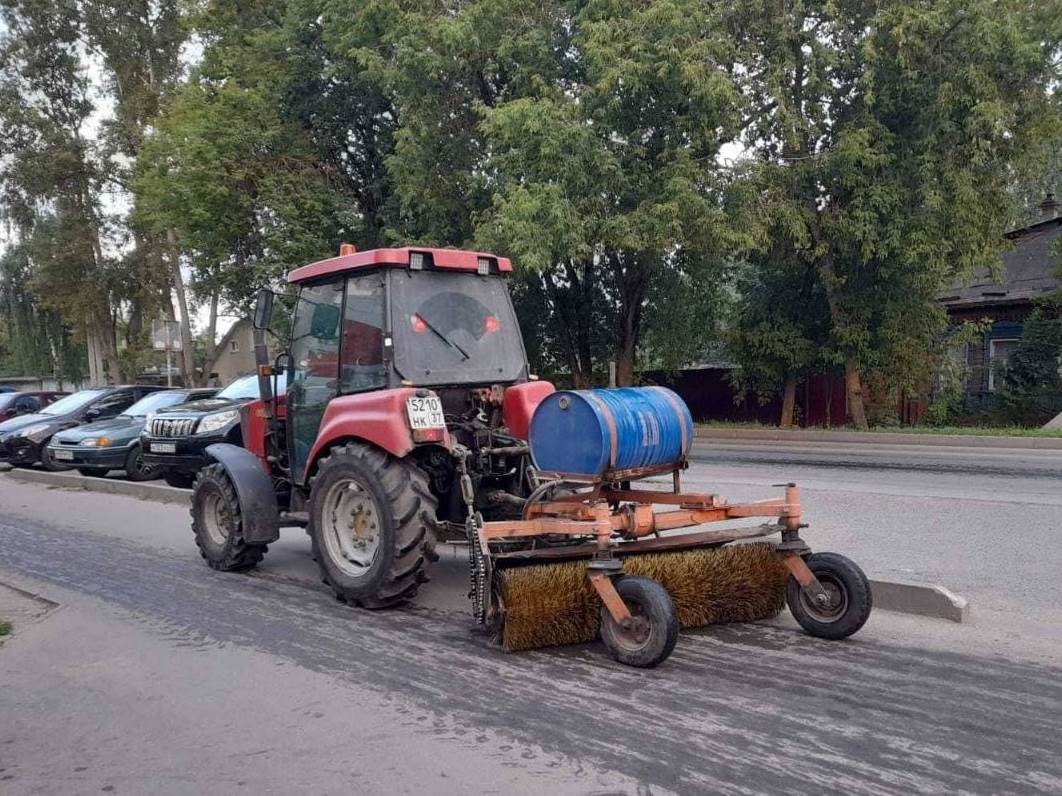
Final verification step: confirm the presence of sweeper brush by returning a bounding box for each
[463,385,874,667]
[496,543,790,652]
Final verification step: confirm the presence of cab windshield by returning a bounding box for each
[390,271,526,385]
[123,391,196,417]
[41,389,108,416]
[217,373,288,401]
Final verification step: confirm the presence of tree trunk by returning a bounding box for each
[615,339,637,387]
[845,358,868,429]
[167,230,197,386]
[780,374,797,428]
[609,252,649,388]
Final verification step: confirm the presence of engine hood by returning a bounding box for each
[154,397,243,417]
[0,412,51,434]
[53,416,141,444]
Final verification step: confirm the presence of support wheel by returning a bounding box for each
[123,444,157,482]
[786,552,872,640]
[599,576,679,668]
[191,464,268,571]
[163,471,196,489]
[309,443,437,609]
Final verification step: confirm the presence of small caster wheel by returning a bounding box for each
[599,576,679,668]
[786,552,872,640]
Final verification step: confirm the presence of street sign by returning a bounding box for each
[152,319,182,352]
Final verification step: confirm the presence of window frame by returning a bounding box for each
[337,269,389,396]
[987,337,1020,392]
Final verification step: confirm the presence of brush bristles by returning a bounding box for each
[496,543,790,652]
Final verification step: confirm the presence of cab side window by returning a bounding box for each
[340,273,387,393]
[92,391,136,419]
[14,396,39,413]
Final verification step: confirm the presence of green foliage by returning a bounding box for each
[996,302,1062,425]
[726,0,1062,426]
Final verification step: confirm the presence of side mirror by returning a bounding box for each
[254,289,275,331]
[84,407,101,420]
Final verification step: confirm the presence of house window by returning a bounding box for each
[229,339,240,353]
[987,338,1020,391]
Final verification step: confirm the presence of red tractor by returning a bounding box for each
[191,246,552,605]
[192,245,871,668]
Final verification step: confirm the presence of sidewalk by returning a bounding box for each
[695,426,1062,449]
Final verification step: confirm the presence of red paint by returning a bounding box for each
[287,247,513,284]
[502,381,556,441]
[240,395,288,473]
[304,387,452,481]
[484,315,500,334]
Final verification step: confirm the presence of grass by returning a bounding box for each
[697,420,1062,437]
[0,620,11,637]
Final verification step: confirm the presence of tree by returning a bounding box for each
[727,0,1062,427]
[0,0,121,384]
[998,298,1062,425]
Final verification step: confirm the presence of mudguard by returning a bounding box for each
[204,443,280,544]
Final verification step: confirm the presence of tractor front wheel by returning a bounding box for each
[309,443,436,609]
[191,464,268,571]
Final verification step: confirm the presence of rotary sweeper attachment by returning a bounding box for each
[465,387,873,668]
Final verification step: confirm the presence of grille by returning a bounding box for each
[150,417,197,438]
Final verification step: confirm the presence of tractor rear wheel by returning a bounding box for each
[191,464,268,571]
[309,442,436,609]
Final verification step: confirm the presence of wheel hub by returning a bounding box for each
[323,479,382,577]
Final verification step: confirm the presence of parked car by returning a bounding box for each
[0,386,15,393]
[142,373,288,488]
[0,385,166,469]
[46,388,218,480]
[0,391,68,423]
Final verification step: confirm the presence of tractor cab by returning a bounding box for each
[252,246,550,512]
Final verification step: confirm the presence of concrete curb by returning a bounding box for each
[870,579,969,623]
[2,467,190,506]
[2,467,970,623]
[695,426,1062,450]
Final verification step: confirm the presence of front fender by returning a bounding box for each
[303,388,451,484]
[204,443,280,544]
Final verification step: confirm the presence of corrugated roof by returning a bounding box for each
[941,216,1062,309]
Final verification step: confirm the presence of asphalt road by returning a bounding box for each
[2,443,1062,794]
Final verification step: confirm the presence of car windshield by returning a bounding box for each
[390,271,526,385]
[123,391,194,417]
[217,373,288,401]
[0,395,15,410]
[41,389,109,416]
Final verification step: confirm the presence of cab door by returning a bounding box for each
[287,278,344,483]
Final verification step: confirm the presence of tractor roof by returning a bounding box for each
[287,247,513,284]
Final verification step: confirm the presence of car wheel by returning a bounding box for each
[123,444,157,482]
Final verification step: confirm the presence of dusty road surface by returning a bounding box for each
[2,452,1062,795]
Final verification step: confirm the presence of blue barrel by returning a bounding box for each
[528,387,694,477]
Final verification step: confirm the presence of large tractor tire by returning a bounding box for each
[309,442,437,609]
[190,464,268,571]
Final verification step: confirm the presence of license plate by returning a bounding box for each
[406,396,445,429]
[151,442,177,454]
[53,449,74,461]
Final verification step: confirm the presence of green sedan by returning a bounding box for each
[47,388,217,480]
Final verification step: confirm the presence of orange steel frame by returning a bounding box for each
[478,474,821,625]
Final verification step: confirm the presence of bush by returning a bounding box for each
[997,314,1062,426]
